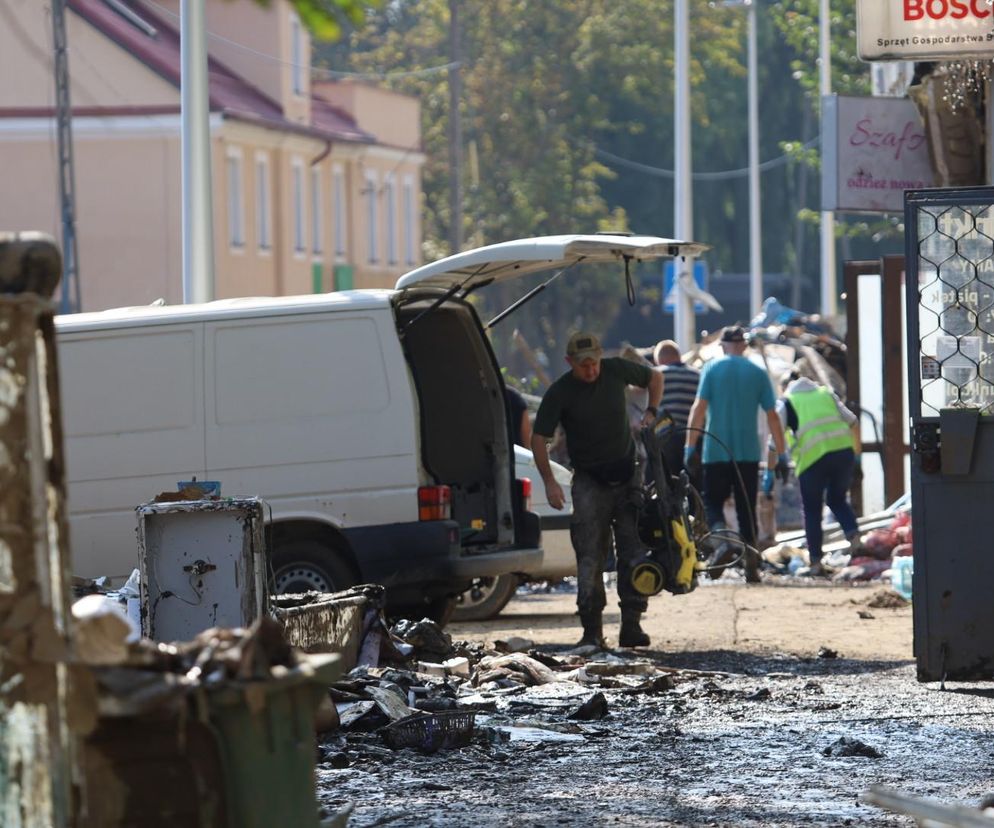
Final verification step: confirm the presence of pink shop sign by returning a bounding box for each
[822,95,934,214]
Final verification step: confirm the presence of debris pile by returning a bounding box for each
[760,498,913,590]
[316,617,705,766]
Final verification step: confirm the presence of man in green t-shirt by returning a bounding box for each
[531,332,663,649]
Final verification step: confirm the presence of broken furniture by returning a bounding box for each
[137,497,267,642]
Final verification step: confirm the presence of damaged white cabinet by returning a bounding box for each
[138,498,267,641]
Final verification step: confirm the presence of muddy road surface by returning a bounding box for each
[318,581,994,826]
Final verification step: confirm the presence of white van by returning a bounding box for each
[55,234,701,619]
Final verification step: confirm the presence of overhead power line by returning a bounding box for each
[591,136,821,181]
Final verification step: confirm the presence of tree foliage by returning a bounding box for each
[317,0,883,373]
[253,0,379,41]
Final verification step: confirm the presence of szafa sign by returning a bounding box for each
[822,95,933,213]
[857,0,994,60]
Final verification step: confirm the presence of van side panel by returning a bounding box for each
[204,310,421,538]
[60,326,207,578]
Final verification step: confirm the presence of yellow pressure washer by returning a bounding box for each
[631,418,707,597]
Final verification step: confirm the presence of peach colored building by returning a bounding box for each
[0,0,424,311]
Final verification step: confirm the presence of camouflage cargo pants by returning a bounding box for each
[570,469,649,617]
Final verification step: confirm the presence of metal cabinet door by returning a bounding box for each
[905,187,994,682]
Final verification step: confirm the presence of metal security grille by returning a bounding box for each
[914,200,994,417]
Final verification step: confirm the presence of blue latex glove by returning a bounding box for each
[683,444,697,466]
[854,453,862,468]
[762,469,775,494]
[775,452,791,484]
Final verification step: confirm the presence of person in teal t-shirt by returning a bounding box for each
[684,326,788,582]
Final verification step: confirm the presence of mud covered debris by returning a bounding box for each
[864,589,910,609]
[317,647,994,827]
[823,736,884,759]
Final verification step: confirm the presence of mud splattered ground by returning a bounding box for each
[317,583,994,827]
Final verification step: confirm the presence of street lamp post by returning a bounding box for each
[746,0,762,319]
[180,0,215,304]
[673,0,695,350]
[819,0,836,317]
[722,0,762,319]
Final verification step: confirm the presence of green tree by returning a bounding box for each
[254,0,378,40]
[318,0,844,369]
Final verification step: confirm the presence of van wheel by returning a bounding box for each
[271,540,357,595]
[451,574,519,621]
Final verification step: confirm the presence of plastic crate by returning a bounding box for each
[380,711,476,753]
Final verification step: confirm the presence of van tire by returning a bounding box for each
[451,574,519,621]
[271,540,357,595]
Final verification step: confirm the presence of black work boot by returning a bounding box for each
[743,547,762,583]
[576,614,606,649]
[619,611,650,648]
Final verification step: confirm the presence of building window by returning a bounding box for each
[290,13,303,96]
[333,165,346,259]
[256,153,271,251]
[292,159,306,254]
[403,176,416,265]
[365,170,378,264]
[226,148,244,247]
[384,174,397,265]
[311,167,323,256]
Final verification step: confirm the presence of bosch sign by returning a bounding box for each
[903,0,990,19]
[857,0,994,60]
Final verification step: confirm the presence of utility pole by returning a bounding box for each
[448,0,463,255]
[51,0,81,314]
[819,0,836,317]
[673,0,695,350]
[746,0,762,319]
[181,0,215,303]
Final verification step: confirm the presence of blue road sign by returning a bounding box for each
[663,260,709,314]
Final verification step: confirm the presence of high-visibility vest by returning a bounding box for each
[786,387,854,476]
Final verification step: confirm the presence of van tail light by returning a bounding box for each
[517,478,532,512]
[418,485,451,521]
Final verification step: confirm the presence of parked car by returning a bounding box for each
[453,446,575,620]
[56,234,702,622]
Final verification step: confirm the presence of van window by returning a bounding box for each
[212,316,390,425]
[60,330,198,437]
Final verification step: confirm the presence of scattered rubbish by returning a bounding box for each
[864,589,909,609]
[823,737,883,758]
[273,586,385,671]
[744,688,771,701]
[863,785,994,828]
[380,710,476,753]
[833,558,893,583]
[891,555,914,602]
[582,660,655,678]
[494,636,534,653]
[817,646,839,659]
[390,618,453,660]
[337,701,383,731]
[495,723,586,743]
[71,594,139,665]
[477,653,560,685]
[858,610,875,620]
[568,692,610,721]
[567,643,603,657]
[364,684,415,722]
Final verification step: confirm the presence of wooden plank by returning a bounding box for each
[844,260,881,516]
[881,255,908,505]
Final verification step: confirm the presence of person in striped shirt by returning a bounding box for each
[653,339,700,478]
